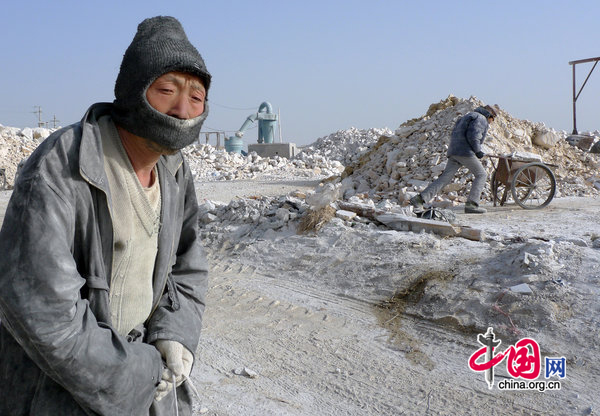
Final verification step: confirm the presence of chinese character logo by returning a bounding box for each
[468,327,541,389]
[545,357,566,379]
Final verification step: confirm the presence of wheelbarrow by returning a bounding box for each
[488,154,557,209]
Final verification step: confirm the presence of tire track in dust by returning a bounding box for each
[196,264,575,415]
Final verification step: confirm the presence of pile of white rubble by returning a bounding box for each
[198,192,311,247]
[0,125,345,187]
[340,95,600,206]
[0,125,54,186]
[183,126,392,182]
[297,127,392,166]
[182,144,344,182]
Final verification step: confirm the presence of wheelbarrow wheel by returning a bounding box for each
[511,163,556,209]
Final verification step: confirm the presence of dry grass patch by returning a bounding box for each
[297,205,336,234]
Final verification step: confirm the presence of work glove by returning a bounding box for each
[154,340,194,402]
[475,151,485,159]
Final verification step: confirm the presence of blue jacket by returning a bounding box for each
[0,103,208,415]
[447,106,492,157]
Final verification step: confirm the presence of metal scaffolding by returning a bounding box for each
[200,131,225,148]
[569,56,600,135]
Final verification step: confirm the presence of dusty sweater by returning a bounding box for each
[99,116,161,336]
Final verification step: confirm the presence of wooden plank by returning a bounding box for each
[375,213,484,242]
[336,201,484,241]
[336,201,385,221]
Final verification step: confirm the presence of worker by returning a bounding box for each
[0,16,209,415]
[410,105,498,214]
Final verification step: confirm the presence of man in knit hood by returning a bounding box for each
[0,16,210,415]
[112,16,211,151]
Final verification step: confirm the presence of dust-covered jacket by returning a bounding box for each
[0,103,208,415]
[446,106,492,157]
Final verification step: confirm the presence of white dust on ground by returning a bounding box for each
[192,178,600,416]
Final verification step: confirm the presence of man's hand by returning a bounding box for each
[475,151,485,159]
[154,366,175,402]
[154,340,193,402]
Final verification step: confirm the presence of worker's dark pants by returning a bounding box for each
[420,155,487,204]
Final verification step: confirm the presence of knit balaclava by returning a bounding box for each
[111,16,211,150]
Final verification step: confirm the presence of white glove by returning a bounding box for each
[154,340,193,402]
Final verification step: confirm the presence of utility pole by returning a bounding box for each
[33,106,44,127]
[50,115,60,129]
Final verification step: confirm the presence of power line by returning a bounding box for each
[209,101,258,111]
[203,126,235,133]
[0,109,32,114]
[204,124,257,133]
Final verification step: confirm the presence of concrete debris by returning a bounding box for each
[562,237,589,247]
[198,195,308,241]
[509,283,533,294]
[335,209,357,221]
[0,127,345,188]
[233,367,258,378]
[298,127,393,166]
[566,134,597,152]
[533,129,561,149]
[590,140,600,154]
[0,126,54,187]
[183,143,344,183]
[522,252,539,268]
[305,182,342,208]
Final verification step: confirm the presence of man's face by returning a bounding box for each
[146,71,206,119]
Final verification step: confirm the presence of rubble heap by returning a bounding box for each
[198,193,309,247]
[297,127,393,166]
[0,125,54,186]
[0,124,344,188]
[341,95,600,205]
[183,144,343,181]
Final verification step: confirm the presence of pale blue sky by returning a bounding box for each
[1,1,599,146]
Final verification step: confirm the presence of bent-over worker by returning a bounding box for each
[410,104,497,214]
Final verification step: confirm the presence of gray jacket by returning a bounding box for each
[446,106,492,157]
[0,103,208,415]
